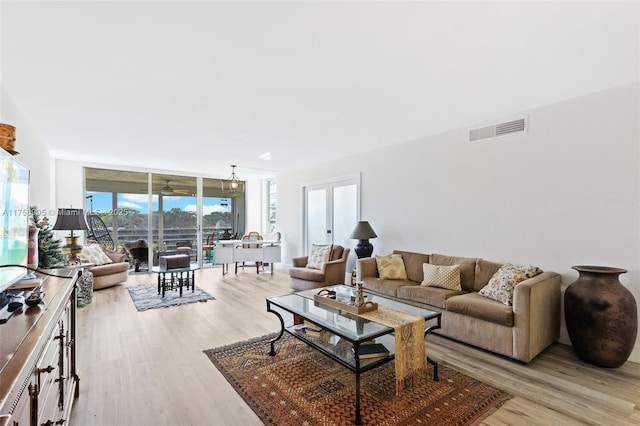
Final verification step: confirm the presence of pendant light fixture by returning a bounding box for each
[221,165,243,194]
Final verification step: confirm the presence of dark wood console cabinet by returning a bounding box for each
[0,271,80,426]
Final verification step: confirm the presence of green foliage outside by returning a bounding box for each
[94,208,232,230]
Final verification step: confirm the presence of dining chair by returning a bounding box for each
[235,232,263,274]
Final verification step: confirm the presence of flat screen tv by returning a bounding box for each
[0,148,30,292]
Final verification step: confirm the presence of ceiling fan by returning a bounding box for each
[160,180,191,196]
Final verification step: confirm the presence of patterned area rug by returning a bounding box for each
[127,283,214,311]
[204,333,511,425]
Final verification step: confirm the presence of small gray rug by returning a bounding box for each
[127,283,215,311]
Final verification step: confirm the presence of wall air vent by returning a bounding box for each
[469,117,527,142]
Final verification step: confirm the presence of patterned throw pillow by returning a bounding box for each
[375,254,408,280]
[421,263,462,291]
[478,263,543,305]
[79,244,113,265]
[307,244,332,270]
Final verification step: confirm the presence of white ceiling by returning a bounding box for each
[1,1,638,179]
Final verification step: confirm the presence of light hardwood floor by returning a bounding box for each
[69,267,640,426]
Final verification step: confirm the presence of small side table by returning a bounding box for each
[151,265,199,297]
[77,269,94,307]
[54,263,94,307]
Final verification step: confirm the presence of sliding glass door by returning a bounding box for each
[202,177,234,265]
[151,174,197,264]
[85,169,149,253]
[85,167,247,268]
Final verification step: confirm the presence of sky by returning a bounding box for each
[86,192,232,215]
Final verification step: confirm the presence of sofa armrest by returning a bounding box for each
[512,271,561,362]
[292,256,309,268]
[323,257,348,285]
[356,257,378,281]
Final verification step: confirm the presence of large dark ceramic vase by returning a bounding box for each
[564,265,637,368]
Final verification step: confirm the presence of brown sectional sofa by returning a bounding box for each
[357,250,561,363]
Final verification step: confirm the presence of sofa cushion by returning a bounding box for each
[289,266,326,282]
[421,263,462,291]
[79,244,113,265]
[375,254,408,280]
[329,245,344,261]
[307,244,332,270]
[429,253,479,292]
[446,293,514,327]
[397,285,466,309]
[361,277,412,298]
[478,263,543,305]
[475,259,504,292]
[393,250,430,283]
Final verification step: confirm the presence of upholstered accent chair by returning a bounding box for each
[289,245,350,291]
[80,243,129,290]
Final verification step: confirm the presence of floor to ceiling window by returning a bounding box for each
[85,169,149,252]
[84,167,246,268]
[266,179,277,234]
[151,174,197,263]
[202,177,235,265]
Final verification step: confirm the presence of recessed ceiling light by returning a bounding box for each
[259,152,272,160]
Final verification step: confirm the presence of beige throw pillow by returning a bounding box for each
[421,263,462,291]
[307,244,332,270]
[79,244,112,265]
[375,254,408,280]
[478,263,543,305]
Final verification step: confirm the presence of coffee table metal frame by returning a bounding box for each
[151,265,199,297]
[266,285,441,425]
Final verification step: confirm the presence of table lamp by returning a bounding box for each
[53,208,89,264]
[350,221,378,258]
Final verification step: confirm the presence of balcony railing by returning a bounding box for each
[110,227,232,253]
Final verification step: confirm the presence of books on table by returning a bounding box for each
[353,343,390,360]
[301,320,329,340]
[296,320,389,359]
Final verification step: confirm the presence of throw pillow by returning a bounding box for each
[375,254,408,280]
[79,244,113,265]
[421,263,462,291]
[478,263,543,305]
[307,244,332,270]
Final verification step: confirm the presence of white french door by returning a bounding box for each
[304,176,359,270]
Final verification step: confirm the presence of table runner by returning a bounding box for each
[359,306,426,394]
[298,289,427,394]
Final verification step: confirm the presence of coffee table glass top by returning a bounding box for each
[268,293,393,342]
[268,285,440,343]
[296,284,440,321]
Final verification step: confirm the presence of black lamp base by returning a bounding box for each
[354,240,374,258]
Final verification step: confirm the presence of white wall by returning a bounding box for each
[0,91,54,211]
[277,82,640,363]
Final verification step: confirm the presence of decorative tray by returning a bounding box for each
[313,289,378,314]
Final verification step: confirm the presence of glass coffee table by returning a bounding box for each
[266,285,441,425]
[151,265,199,297]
